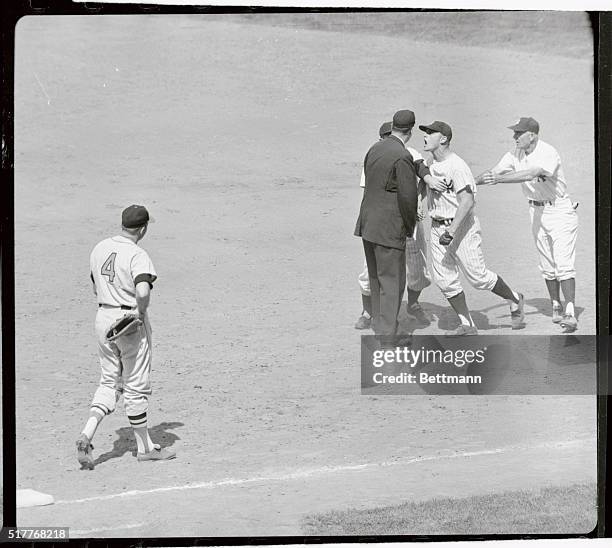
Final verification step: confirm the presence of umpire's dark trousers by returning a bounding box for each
[362,239,406,343]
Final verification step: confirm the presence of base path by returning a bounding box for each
[18,436,596,537]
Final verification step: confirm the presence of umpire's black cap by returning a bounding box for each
[392,110,416,130]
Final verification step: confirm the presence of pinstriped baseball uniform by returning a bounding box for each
[492,140,578,281]
[427,152,498,298]
[358,146,431,295]
[89,235,157,417]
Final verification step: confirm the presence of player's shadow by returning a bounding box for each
[526,297,584,320]
[398,301,496,332]
[93,421,183,466]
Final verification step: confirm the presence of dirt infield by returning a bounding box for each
[14,13,596,536]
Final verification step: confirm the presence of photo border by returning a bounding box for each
[1,2,610,542]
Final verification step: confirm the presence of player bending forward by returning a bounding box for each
[76,205,176,469]
[419,121,525,335]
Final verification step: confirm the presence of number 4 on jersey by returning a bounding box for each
[101,252,117,283]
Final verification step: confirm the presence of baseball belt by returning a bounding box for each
[99,304,133,310]
[528,200,554,207]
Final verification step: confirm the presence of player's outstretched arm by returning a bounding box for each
[475,152,518,185]
[475,170,494,185]
[479,166,549,185]
[475,168,510,185]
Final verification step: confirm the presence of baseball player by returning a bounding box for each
[419,121,525,335]
[76,204,176,470]
[475,117,579,333]
[355,121,434,329]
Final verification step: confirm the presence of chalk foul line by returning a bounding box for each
[53,437,594,506]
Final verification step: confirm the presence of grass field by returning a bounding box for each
[303,482,597,535]
[13,12,596,537]
[225,11,594,59]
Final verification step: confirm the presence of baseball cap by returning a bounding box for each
[392,110,416,130]
[508,117,539,133]
[122,204,152,228]
[418,121,453,140]
[379,121,393,138]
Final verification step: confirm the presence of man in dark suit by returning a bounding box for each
[355,110,430,345]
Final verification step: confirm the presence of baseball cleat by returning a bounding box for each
[406,303,430,326]
[137,446,177,462]
[551,304,563,323]
[510,293,525,330]
[76,434,95,470]
[354,315,372,330]
[445,324,478,336]
[560,314,578,333]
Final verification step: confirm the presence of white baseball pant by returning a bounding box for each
[430,215,498,299]
[91,306,153,417]
[358,222,431,295]
[529,197,578,281]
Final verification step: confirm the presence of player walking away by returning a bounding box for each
[419,121,525,335]
[76,205,176,470]
[355,121,435,330]
[475,117,579,333]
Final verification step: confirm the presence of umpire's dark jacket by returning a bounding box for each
[354,135,425,249]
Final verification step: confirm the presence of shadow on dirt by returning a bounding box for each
[526,297,584,321]
[94,421,183,466]
[399,296,584,333]
[398,301,497,333]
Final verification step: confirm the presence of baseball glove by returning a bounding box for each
[105,313,142,342]
[439,230,454,246]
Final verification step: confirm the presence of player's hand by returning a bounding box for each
[417,205,425,222]
[481,171,497,185]
[426,175,449,193]
[439,230,454,246]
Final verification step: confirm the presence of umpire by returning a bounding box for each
[354,109,423,346]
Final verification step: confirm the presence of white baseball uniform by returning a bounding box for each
[427,152,498,298]
[89,235,157,418]
[491,140,578,281]
[358,146,431,296]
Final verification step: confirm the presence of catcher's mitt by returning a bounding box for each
[106,313,142,342]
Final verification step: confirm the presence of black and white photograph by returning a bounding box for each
[7,7,604,539]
